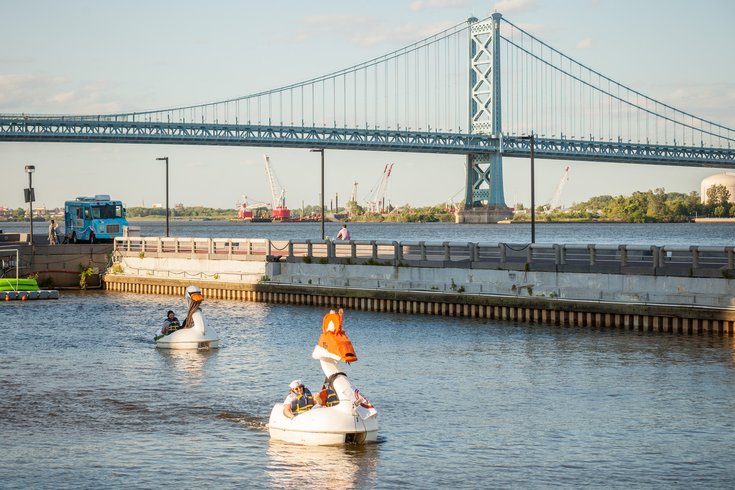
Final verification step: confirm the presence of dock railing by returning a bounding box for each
[113,237,735,278]
[115,236,273,259]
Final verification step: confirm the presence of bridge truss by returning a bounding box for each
[1,117,731,168]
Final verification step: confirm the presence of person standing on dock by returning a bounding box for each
[48,220,57,245]
[336,224,350,240]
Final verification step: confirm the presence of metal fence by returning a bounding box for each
[114,237,735,277]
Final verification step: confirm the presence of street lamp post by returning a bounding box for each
[530,134,536,244]
[24,165,35,245]
[155,157,170,237]
[310,149,325,240]
[520,134,536,244]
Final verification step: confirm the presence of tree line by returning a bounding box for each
[344,185,733,223]
[514,185,732,223]
[126,206,235,219]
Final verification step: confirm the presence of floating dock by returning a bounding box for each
[1,290,59,301]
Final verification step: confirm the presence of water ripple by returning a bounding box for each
[1,292,734,487]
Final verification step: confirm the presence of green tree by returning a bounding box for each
[624,192,651,222]
[647,188,668,219]
[706,184,731,207]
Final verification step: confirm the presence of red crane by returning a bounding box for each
[263,155,291,220]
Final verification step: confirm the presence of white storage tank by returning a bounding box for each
[700,173,735,204]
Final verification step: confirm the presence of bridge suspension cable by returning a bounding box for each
[499,18,734,148]
[67,13,733,153]
[2,13,733,167]
[85,19,474,135]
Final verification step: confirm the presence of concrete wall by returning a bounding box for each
[107,255,735,309]
[270,262,735,308]
[114,255,268,283]
[1,243,111,288]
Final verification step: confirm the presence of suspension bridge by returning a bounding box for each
[1,13,733,222]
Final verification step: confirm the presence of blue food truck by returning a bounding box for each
[64,195,128,243]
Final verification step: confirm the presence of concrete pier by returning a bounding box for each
[100,236,735,336]
[103,274,735,336]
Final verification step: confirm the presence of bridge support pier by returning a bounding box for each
[458,13,512,224]
[455,205,512,223]
[456,152,512,223]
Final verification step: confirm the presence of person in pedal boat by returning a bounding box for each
[283,379,315,419]
[161,310,182,335]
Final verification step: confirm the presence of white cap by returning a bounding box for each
[289,379,303,390]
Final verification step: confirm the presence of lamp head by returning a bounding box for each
[25,165,35,174]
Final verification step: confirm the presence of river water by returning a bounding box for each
[2,221,735,488]
[120,220,735,245]
[2,219,735,245]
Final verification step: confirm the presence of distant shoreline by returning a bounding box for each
[505,218,735,224]
[692,217,735,223]
[4,217,735,225]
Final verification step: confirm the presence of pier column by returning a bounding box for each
[456,13,511,224]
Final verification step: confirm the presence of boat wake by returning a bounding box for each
[217,411,269,432]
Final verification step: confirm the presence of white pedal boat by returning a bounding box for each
[268,309,378,445]
[154,285,219,350]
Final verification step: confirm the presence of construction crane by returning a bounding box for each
[365,163,393,213]
[546,165,570,212]
[263,155,290,220]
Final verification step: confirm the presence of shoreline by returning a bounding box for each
[4,217,735,225]
[692,217,735,223]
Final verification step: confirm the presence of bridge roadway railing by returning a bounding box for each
[114,237,735,278]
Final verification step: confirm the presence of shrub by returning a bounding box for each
[79,264,94,290]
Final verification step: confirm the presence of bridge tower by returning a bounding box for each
[456,13,513,224]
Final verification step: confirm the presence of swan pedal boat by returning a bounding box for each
[268,309,378,445]
[154,285,219,350]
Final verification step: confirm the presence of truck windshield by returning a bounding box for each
[91,204,123,219]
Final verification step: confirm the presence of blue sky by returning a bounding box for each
[1,0,734,211]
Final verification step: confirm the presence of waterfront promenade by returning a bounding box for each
[104,236,735,335]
